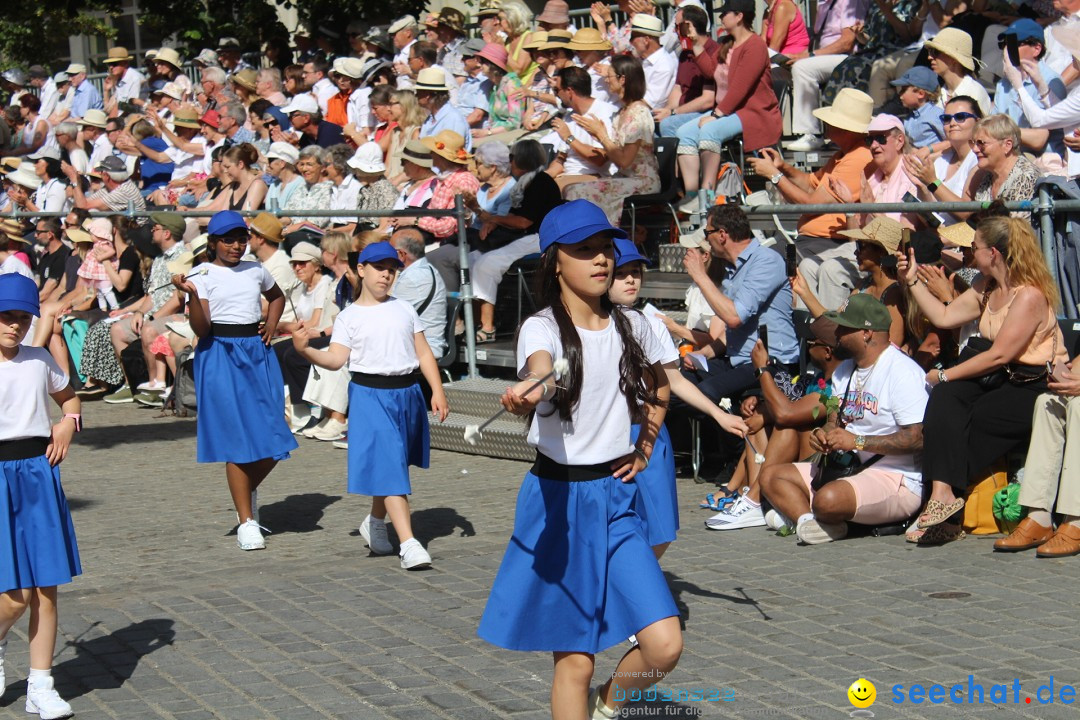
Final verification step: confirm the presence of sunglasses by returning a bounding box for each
[864,133,891,146]
[997,37,1039,48]
[215,235,247,245]
[941,112,978,124]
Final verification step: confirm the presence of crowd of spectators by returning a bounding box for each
[3,0,1080,555]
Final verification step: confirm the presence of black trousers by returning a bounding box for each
[922,377,1047,493]
[274,335,332,402]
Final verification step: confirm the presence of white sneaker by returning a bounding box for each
[784,133,825,152]
[796,516,848,545]
[0,638,6,693]
[236,518,268,550]
[311,418,347,442]
[25,676,73,719]
[705,497,766,530]
[676,192,701,215]
[765,508,790,531]
[332,438,349,450]
[359,515,394,555]
[399,538,432,569]
[289,403,312,433]
[136,379,166,392]
[302,416,329,438]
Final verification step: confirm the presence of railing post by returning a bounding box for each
[1037,185,1059,293]
[455,194,479,379]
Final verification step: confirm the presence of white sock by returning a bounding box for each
[28,668,51,682]
[1028,510,1052,527]
[744,496,761,508]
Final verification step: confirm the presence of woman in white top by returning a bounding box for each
[925,28,992,116]
[28,158,71,216]
[905,96,982,225]
[171,210,298,552]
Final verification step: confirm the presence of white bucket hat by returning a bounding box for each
[812,88,873,135]
[347,142,386,174]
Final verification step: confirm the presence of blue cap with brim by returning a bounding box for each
[538,199,627,254]
[358,241,404,267]
[207,210,247,236]
[999,18,1044,44]
[613,237,650,268]
[890,65,939,93]
[0,273,41,317]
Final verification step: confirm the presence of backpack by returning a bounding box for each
[713,162,749,205]
[168,347,198,417]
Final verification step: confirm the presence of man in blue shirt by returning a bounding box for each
[995,19,1067,157]
[64,63,103,120]
[680,204,798,404]
[390,227,448,358]
[417,67,473,151]
[890,66,945,149]
[454,39,493,128]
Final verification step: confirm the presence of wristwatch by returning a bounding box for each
[769,172,783,186]
[854,434,866,451]
[937,368,949,384]
[754,365,772,379]
[927,179,941,192]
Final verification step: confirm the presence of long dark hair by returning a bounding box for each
[528,240,665,424]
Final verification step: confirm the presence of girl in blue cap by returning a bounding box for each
[171,210,298,552]
[0,273,81,719]
[290,241,449,570]
[608,237,749,558]
[477,200,682,720]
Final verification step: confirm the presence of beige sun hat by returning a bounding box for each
[925,27,977,71]
[154,47,183,70]
[415,67,453,92]
[539,29,574,51]
[678,227,709,250]
[839,216,903,254]
[566,27,613,52]
[812,88,873,135]
[938,221,976,248]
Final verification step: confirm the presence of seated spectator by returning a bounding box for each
[747,89,873,310]
[545,65,617,191]
[390,227,448,359]
[654,6,718,133]
[326,57,365,130]
[758,295,928,544]
[281,95,346,149]
[247,212,298,324]
[522,33,577,134]
[417,67,472,151]
[628,14,677,111]
[54,122,87,174]
[147,83,181,127]
[466,142,516,235]
[126,119,175,196]
[674,0,780,213]
[456,39,494,130]
[537,0,571,32]
[891,66,945,150]
[471,139,563,342]
[904,95,982,225]
[280,145,334,244]
[264,142,304,211]
[567,28,615,105]
[305,57,337,115]
[66,155,148,222]
[13,93,52,158]
[418,131,481,265]
[256,68,288,106]
[591,0,637,55]
[902,216,1067,545]
[678,204,798,405]
[564,54,660,225]
[657,229,727,349]
[5,163,43,217]
[218,101,257,148]
[348,145,398,233]
[325,143,362,233]
[926,28,992,116]
[27,155,69,216]
[381,139,438,235]
[0,221,33,278]
[761,0,810,60]
[838,114,919,228]
[471,44,525,143]
[387,90,427,181]
[499,0,538,81]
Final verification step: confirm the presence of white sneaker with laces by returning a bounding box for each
[399,538,432,569]
[236,518,268,550]
[25,676,73,719]
[796,516,848,545]
[302,416,329,438]
[784,133,825,152]
[311,418,347,442]
[705,497,766,530]
[359,515,394,555]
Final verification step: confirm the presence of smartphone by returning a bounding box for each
[900,228,911,255]
[1006,34,1021,68]
[1050,359,1071,383]
[347,251,359,267]
[785,244,798,277]
[118,100,141,114]
[759,324,769,354]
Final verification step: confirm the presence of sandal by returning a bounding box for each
[476,328,497,344]
[916,522,966,546]
[699,488,738,511]
[916,498,965,529]
[905,527,925,543]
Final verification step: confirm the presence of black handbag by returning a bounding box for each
[956,335,1006,391]
[810,373,883,492]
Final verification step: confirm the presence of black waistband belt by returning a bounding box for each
[0,437,50,462]
[350,372,421,389]
[211,323,259,337]
[532,452,613,482]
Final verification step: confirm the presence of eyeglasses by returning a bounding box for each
[970,138,1000,150]
[864,133,891,146]
[997,37,1039,48]
[941,112,978,125]
[215,235,247,245]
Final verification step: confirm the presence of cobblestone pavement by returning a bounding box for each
[4,402,1080,720]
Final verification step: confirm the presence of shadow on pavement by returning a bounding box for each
[665,572,771,625]
[254,493,342,534]
[75,421,196,449]
[395,506,477,547]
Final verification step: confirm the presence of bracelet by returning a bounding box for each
[907,279,919,287]
[63,413,82,432]
[634,447,650,469]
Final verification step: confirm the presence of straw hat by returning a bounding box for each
[153,82,183,101]
[401,139,433,168]
[231,68,258,92]
[476,43,509,72]
[172,107,201,129]
[65,227,93,245]
[64,63,87,75]
[567,27,613,52]
[7,165,41,190]
[423,130,472,164]
[838,216,903,254]
[154,47,183,70]
[524,31,549,50]
[630,14,664,38]
[539,29,574,51]
[537,0,570,25]
[0,219,27,243]
[812,88,873,135]
[925,28,976,71]
[102,46,134,63]
[77,109,108,129]
[415,67,453,92]
[248,212,284,244]
[938,221,976,248]
[0,157,21,175]
[331,57,365,80]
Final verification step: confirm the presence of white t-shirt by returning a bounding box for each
[829,345,928,494]
[517,307,667,465]
[933,149,979,225]
[331,297,424,374]
[34,178,69,215]
[166,134,207,181]
[938,76,992,117]
[645,313,679,364]
[547,99,617,177]
[0,346,68,441]
[67,147,89,175]
[292,274,333,330]
[189,261,276,324]
[348,87,374,130]
[685,283,714,332]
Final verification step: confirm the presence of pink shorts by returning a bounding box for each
[795,462,922,526]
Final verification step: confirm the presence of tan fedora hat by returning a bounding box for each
[77,108,108,129]
[248,212,284,244]
[630,14,664,38]
[0,157,21,175]
[925,27,976,71]
[423,130,472,164]
[102,46,134,63]
[65,227,94,245]
[230,68,258,92]
[414,67,453,92]
[567,27,613,52]
[938,221,975,248]
[524,31,549,50]
[401,139,433,168]
[172,107,201,129]
[539,29,574,51]
[154,47,183,70]
[839,216,903,254]
[812,88,873,135]
[0,218,28,243]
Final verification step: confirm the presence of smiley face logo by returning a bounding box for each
[848,678,876,709]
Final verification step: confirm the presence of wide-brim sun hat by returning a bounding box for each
[938,221,975,248]
[539,29,574,51]
[812,88,873,135]
[422,130,472,164]
[7,165,41,190]
[567,27,612,52]
[77,109,108,129]
[838,216,903,254]
[524,31,549,50]
[539,199,628,253]
[415,67,453,92]
[172,108,201,129]
[154,47,183,70]
[0,218,28,244]
[102,46,134,63]
[231,68,258,92]
[476,43,509,72]
[925,27,977,71]
[65,227,93,245]
[401,139,433,168]
[347,142,387,174]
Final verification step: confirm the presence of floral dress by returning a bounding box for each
[489,73,525,130]
[821,0,920,106]
[564,102,660,225]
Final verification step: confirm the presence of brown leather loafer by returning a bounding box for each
[1037,524,1080,558]
[993,517,1055,552]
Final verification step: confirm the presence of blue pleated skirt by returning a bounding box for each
[477,471,678,653]
[0,455,81,593]
[346,381,429,496]
[631,423,679,547]
[193,335,298,464]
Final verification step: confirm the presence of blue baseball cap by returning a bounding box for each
[0,273,40,317]
[999,18,1044,44]
[207,210,247,236]
[358,241,404,267]
[890,65,939,93]
[538,199,627,254]
[613,237,650,268]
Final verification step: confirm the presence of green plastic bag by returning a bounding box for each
[992,482,1024,523]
